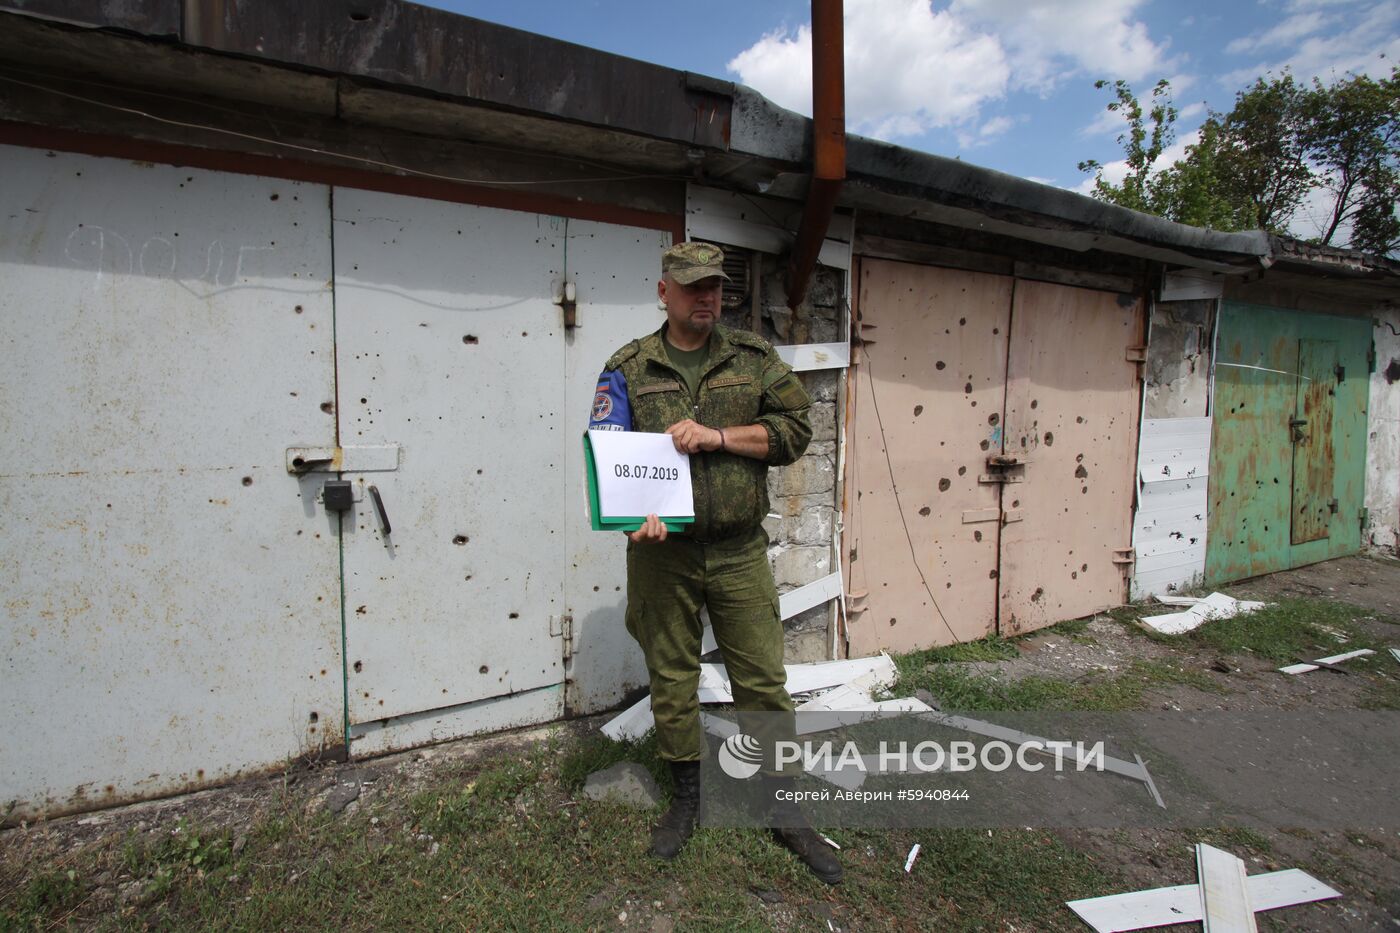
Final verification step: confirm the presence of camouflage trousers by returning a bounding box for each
[625,527,795,763]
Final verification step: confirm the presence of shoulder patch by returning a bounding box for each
[766,371,811,410]
[605,340,641,370]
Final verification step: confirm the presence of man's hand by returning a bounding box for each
[627,513,669,544]
[666,419,723,454]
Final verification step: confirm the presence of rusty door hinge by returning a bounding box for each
[1125,345,1147,363]
[1112,547,1136,565]
[553,281,578,329]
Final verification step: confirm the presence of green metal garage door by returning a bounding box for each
[1206,301,1371,584]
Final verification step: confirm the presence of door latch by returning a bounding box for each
[979,455,1026,485]
[322,480,354,512]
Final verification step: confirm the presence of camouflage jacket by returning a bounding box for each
[590,324,812,542]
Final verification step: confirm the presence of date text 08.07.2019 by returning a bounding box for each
[613,463,680,481]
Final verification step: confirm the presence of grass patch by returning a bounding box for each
[1113,596,1386,662]
[1198,824,1274,855]
[1358,670,1400,710]
[1177,598,1385,662]
[894,659,1220,712]
[0,737,1124,932]
[898,634,1021,666]
[558,731,667,794]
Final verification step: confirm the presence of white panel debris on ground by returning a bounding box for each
[1067,843,1341,932]
[1139,593,1267,635]
[601,653,898,742]
[1279,648,1375,674]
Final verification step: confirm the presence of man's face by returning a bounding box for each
[659,274,724,337]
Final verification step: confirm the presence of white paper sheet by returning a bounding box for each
[588,430,694,520]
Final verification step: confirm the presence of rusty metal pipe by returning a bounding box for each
[786,0,846,311]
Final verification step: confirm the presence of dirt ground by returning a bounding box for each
[3,554,1399,930]
[1010,554,1400,931]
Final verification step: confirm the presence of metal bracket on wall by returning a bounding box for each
[286,445,401,474]
[553,280,578,329]
[1112,547,1136,566]
[1126,344,1147,380]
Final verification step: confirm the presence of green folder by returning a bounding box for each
[583,432,694,533]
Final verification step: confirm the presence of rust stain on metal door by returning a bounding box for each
[1290,339,1337,544]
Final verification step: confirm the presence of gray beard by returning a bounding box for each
[676,317,714,337]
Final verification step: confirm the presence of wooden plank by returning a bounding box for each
[1013,261,1137,294]
[854,234,1014,277]
[1196,844,1259,932]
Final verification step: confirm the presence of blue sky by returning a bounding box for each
[424,0,1397,237]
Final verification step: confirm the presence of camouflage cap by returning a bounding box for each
[661,241,731,284]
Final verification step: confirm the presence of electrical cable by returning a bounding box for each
[857,340,962,645]
[0,73,692,188]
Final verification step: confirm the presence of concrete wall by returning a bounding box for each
[1143,299,1214,419]
[1366,308,1400,554]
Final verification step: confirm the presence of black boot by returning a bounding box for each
[650,761,700,859]
[763,776,843,884]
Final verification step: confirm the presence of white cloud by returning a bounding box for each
[1220,1,1399,86]
[1225,11,1329,54]
[1179,101,1207,119]
[727,0,1009,139]
[956,114,1018,148]
[950,0,1177,89]
[727,0,1179,143]
[1080,105,1128,138]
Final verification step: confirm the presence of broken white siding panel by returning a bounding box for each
[1365,308,1400,554]
[778,571,845,620]
[1196,844,1259,933]
[1066,868,1341,932]
[685,184,853,271]
[600,694,655,742]
[1279,648,1375,674]
[774,342,850,372]
[1131,418,1212,599]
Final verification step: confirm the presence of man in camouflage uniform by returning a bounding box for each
[589,242,842,884]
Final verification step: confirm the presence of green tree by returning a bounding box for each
[1076,78,1177,215]
[1079,68,1400,256]
[1303,68,1400,253]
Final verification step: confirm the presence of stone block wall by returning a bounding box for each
[721,254,845,661]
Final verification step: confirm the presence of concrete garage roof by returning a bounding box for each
[0,0,1392,285]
